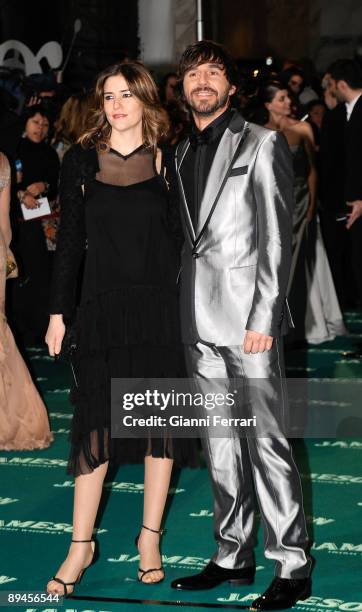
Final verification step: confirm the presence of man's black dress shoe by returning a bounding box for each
[171,561,255,590]
[251,577,312,610]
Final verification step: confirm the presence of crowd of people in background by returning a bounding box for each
[0,50,361,451]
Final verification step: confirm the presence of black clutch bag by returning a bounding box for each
[59,322,77,357]
[55,317,79,386]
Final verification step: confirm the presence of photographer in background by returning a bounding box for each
[10,105,59,344]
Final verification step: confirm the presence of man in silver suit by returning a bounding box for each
[170,41,312,610]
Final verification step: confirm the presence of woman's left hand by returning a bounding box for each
[26,182,46,197]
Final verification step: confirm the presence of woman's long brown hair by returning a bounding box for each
[79,61,169,153]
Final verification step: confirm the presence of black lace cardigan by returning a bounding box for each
[49,143,182,318]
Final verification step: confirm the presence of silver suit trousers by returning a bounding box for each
[184,340,311,579]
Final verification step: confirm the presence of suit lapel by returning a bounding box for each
[196,114,248,242]
[176,112,249,250]
[176,139,196,245]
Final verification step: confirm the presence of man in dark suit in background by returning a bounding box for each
[326,59,362,307]
[319,74,351,307]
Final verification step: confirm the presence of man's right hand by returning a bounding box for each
[243,329,274,353]
[45,314,65,357]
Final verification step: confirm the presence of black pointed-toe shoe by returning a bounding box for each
[171,561,255,591]
[251,577,312,610]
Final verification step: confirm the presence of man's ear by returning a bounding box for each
[229,84,237,97]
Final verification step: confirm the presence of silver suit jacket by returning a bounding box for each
[176,110,294,346]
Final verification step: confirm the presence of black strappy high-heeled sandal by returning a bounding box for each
[135,525,165,584]
[48,538,97,597]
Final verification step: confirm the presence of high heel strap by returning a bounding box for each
[141,524,164,535]
[71,538,93,542]
[138,567,164,584]
[51,576,77,598]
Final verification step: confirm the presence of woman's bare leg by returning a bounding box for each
[47,460,109,595]
[137,456,173,583]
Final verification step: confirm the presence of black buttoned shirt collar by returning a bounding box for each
[180,106,234,229]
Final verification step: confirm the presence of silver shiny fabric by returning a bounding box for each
[185,342,312,579]
[176,111,311,579]
[176,111,294,346]
[288,143,347,344]
[304,219,347,343]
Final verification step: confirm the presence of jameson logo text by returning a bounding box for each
[190,509,214,517]
[315,441,362,449]
[0,457,67,468]
[108,553,211,569]
[49,412,72,419]
[0,497,19,505]
[54,480,185,494]
[24,609,114,612]
[0,519,107,535]
[312,542,362,555]
[108,553,264,573]
[217,594,362,610]
[301,473,362,484]
[0,576,17,585]
[307,516,335,526]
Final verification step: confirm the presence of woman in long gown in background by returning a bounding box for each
[0,151,53,450]
[259,81,346,344]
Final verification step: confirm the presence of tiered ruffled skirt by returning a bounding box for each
[67,287,198,475]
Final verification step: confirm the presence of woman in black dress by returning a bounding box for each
[45,62,196,595]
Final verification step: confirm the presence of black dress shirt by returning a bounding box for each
[180,107,234,228]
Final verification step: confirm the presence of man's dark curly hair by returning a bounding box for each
[178,40,240,88]
[327,58,362,89]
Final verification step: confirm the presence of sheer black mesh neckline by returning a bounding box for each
[109,143,147,160]
[95,143,156,187]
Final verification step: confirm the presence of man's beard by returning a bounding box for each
[185,87,230,116]
[335,90,346,103]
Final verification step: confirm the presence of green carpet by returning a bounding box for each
[1,313,362,611]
